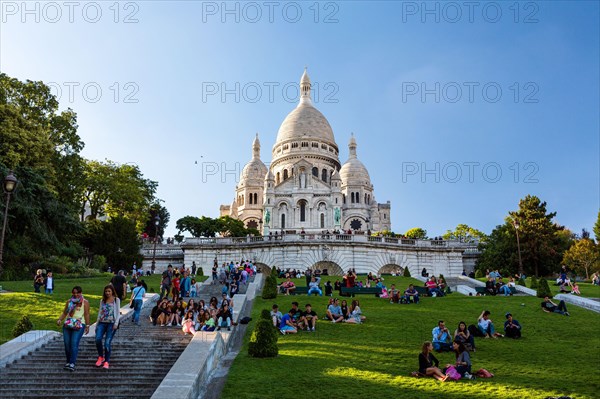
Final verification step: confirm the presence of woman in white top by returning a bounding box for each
[95,285,120,369]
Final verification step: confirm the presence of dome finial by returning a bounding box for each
[349,133,357,158]
[252,133,261,159]
[300,67,312,104]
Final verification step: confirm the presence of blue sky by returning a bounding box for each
[1,1,598,238]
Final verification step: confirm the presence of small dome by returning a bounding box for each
[340,134,371,185]
[242,159,268,181]
[265,168,274,181]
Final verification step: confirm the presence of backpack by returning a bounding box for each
[445,366,462,380]
[475,368,494,378]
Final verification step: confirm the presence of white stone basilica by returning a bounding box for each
[220,69,391,234]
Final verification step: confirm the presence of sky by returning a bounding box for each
[1,1,599,238]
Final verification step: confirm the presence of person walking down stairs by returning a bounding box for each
[95,285,121,369]
[56,286,90,372]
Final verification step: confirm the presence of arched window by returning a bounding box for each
[249,194,253,205]
[242,194,245,205]
[320,213,325,228]
[364,193,367,204]
[312,167,318,177]
[321,168,327,182]
[351,192,355,203]
[299,200,307,222]
[281,214,286,229]
[254,193,258,204]
[343,194,346,204]
[276,172,280,184]
[355,192,360,203]
[283,169,289,180]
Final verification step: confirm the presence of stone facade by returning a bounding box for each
[221,69,391,234]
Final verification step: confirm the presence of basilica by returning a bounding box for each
[220,69,391,234]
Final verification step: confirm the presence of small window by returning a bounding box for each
[312,142,318,148]
[312,167,318,177]
[301,142,308,147]
[321,144,327,149]
[283,169,289,180]
[322,169,327,182]
[320,213,325,228]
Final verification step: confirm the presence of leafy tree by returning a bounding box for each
[405,227,427,239]
[562,239,600,279]
[143,203,170,239]
[443,224,488,243]
[262,275,278,299]
[81,217,141,270]
[594,211,600,243]
[403,267,411,277]
[477,195,569,277]
[176,216,219,237]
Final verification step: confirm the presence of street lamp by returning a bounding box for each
[259,219,263,235]
[151,214,160,274]
[0,171,18,275]
[513,219,524,276]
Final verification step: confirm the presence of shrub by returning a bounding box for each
[517,278,527,287]
[530,276,539,289]
[474,269,482,278]
[248,318,279,358]
[403,267,411,277]
[536,278,553,298]
[445,286,452,294]
[270,266,278,278]
[90,255,106,271]
[262,275,278,299]
[12,315,33,338]
[260,309,272,320]
[197,267,204,276]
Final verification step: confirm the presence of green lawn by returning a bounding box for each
[223,290,600,399]
[0,274,169,344]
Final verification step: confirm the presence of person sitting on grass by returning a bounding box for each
[279,277,296,295]
[280,309,298,335]
[432,320,453,352]
[453,321,475,351]
[485,277,497,296]
[448,341,472,378]
[340,299,350,321]
[307,277,323,296]
[289,302,302,327]
[326,298,345,323]
[418,341,448,381]
[503,313,522,339]
[345,300,365,324]
[592,272,600,286]
[541,296,570,316]
[324,281,333,297]
[570,282,581,295]
[404,284,420,304]
[270,304,283,328]
[389,284,400,303]
[477,310,504,338]
[299,303,318,331]
[425,277,444,297]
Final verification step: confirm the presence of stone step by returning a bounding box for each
[0,388,156,398]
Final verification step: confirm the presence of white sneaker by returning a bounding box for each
[280,329,286,335]
[167,323,172,327]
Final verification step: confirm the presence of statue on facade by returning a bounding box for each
[264,209,270,224]
[334,207,341,224]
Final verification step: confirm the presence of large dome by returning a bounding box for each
[275,102,336,145]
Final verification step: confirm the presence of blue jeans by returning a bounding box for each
[498,285,511,296]
[45,288,53,294]
[308,287,323,296]
[95,322,116,362]
[433,341,453,352]
[478,322,495,336]
[133,299,143,323]
[63,325,85,365]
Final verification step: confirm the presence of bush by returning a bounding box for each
[197,267,204,276]
[248,318,278,358]
[474,269,482,278]
[260,309,272,320]
[536,278,553,298]
[262,275,278,299]
[517,278,527,287]
[403,267,411,277]
[270,266,278,278]
[12,315,33,338]
[530,276,539,289]
[90,255,106,271]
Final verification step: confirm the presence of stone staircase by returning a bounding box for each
[0,277,254,399]
[0,304,192,399]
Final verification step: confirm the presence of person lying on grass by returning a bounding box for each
[541,296,570,316]
[419,341,448,381]
[280,309,298,335]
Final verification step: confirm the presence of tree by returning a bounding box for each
[536,278,552,298]
[143,203,170,239]
[248,312,279,358]
[594,211,600,243]
[405,227,427,239]
[562,239,600,279]
[443,224,488,243]
[477,195,568,277]
[81,217,141,270]
[176,216,220,237]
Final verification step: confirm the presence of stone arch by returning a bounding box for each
[254,262,271,274]
[310,261,344,276]
[378,264,404,275]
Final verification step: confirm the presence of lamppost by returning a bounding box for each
[513,219,524,276]
[151,214,160,273]
[259,219,263,236]
[0,171,18,276]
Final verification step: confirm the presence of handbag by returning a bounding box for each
[129,287,142,308]
[64,317,83,330]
